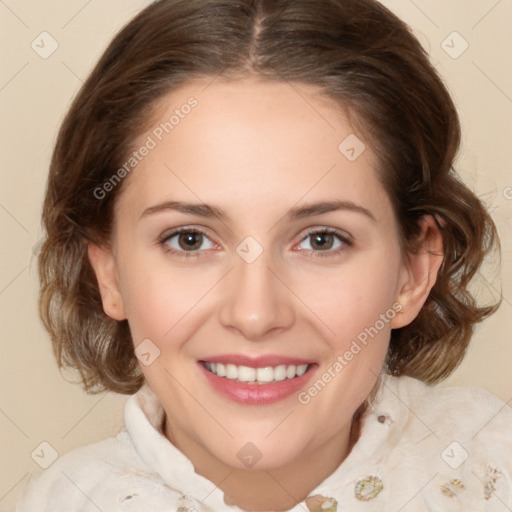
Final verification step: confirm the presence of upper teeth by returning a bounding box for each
[204,362,309,384]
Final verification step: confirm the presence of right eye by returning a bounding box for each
[159,227,217,258]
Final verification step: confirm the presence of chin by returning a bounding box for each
[205,433,312,471]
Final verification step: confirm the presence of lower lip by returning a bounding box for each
[198,362,317,405]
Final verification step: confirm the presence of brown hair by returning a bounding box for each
[38,0,501,395]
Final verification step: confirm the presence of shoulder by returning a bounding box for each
[15,430,183,512]
[389,374,511,440]
[372,375,512,509]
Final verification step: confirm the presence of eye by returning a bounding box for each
[159,227,216,257]
[296,228,352,257]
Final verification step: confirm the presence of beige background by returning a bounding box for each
[1,0,511,510]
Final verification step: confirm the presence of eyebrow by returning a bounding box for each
[140,200,376,223]
[140,201,227,221]
[287,200,376,222]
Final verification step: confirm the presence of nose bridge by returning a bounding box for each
[218,249,295,340]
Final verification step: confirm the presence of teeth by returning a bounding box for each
[226,364,238,379]
[274,365,287,381]
[286,365,296,379]
[296,364,308,377]
[238,366,256,382]
[256,366,274,383]
[204,362,309,384]
[216,363,226,377]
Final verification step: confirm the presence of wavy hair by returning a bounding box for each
[38,0,501,394]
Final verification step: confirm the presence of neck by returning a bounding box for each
[164,405,365,512]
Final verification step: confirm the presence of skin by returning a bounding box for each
[88,76,443,511]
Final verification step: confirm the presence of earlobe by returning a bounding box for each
[391,215,444,329]
[87,243,127,321]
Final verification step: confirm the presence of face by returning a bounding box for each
[90,77,435,472]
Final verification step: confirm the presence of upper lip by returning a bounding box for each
[199,354,314,368]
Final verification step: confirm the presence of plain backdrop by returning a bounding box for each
[1,0,511,510]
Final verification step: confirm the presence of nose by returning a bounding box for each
[218,254,295,341]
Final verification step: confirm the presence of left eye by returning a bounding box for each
[162,230,215,252]
[297,230,348,252]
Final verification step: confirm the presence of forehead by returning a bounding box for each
[117,77,393,227]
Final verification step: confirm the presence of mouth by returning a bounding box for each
[201,361,311,384]
[198,356,317,405]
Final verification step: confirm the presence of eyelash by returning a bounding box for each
[158,227,352,259]
[300,228,353,258]
[158,227,212,259]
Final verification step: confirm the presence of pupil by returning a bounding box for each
[313,233,333,250]
[179,232,202,250]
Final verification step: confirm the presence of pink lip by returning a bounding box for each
[199,354,314,368]
[198,359,318,405]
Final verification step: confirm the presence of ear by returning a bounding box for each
[391,215,444,329]
[87,242,127,321]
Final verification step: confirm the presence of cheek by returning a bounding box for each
[116,248,220,343]
[293,246,401,345]
[293,254,398,430]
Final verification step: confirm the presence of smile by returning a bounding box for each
[202,361,310,385]
[198,357,317,405]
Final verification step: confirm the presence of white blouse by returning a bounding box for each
[15,375,512,511]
